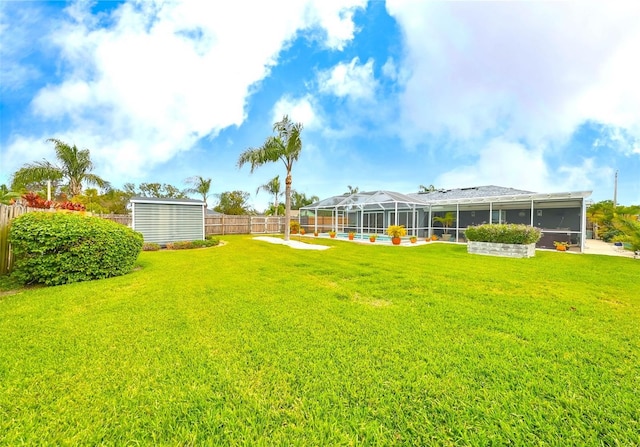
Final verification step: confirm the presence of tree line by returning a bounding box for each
[2,117,318,220]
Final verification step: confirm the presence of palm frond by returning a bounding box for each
[11,164,63,188]
[83,173,110,190]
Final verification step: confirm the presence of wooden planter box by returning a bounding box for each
[467,241,536,258]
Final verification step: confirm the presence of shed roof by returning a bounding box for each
[130,196,205,206]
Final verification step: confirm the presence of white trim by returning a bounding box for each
[130,198,205,206]
[424,191,592,207]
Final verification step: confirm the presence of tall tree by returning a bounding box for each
[214,190,252,215]
[11,138,109,197]
[238,115,303,240]
[135,183,188,199]
[265,203,285,216]
[99,187,132,214]
[72,188,106,213]
[256,176,282,216]
[185,176,212,207]
[345,185,359,194]
[290,190,319,210]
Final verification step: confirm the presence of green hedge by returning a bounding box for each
[464,223,541,245]
[142,242,161,251]
[165,239,220,250]
[9,212,143,286]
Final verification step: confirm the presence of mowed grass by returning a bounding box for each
[0,236,639,446]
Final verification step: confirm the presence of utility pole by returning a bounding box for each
[613,170,618,209]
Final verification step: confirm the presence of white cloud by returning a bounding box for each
[7,0,366,181]
[385,1,640,145]
[436,139,550,192]
[1,136,52,183]
[305,0,368,50]
[593,125,640,157]
[381,57,397,80]
[557,158,614,194]
[318,57,377,101]
[272,95,321,131]
[435,138,611,195]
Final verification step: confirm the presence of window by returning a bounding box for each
[491,210,506,224]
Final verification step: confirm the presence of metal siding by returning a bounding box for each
[133,203,204,244]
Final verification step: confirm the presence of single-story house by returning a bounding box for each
[130,196,205,245]
[300,185,592,251]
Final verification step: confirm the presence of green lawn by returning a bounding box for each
[1,236,639,446]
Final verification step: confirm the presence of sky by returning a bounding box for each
[1,0,639,211]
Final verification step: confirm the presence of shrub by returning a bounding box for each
[190,239,217,248]
[165,239,219,250]
[289,220,300,234]
[55,201,86,212]
[21,192,53,209]
[142,242,161,251]
[20,192,86,211]
[9,211,143,286]
[464,224,541,245]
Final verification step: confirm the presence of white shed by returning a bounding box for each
[130,197,205,245]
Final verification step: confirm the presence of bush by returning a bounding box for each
[142,242,161,251]
[289,220,300,234]
[165,239,219,250]
[9,211,143,286]
[464,224,541,245]
[193,238,219,247]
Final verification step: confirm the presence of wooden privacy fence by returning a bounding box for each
[99,214,287,235]
[97,214,131,226]
[299,215,347,232]
[0,204,42,275]
[205,215,285,235]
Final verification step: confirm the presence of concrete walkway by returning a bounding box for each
[582,239,637,258]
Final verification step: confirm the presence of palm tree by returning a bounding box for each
[238,115,303,241]
[256,176,282,215]
[433,211,456,235]
[11,138,109,197]
[0,184,21,205]
[419,184,436,193]
[346,185,359,194]
[613,214,640,252]
[290,190,319,210]
[185,176,212,208]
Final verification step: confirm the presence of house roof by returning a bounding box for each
[408,185,534,202]
[409,186,591,206]
[304,190,426,211]
[302,186,592,211]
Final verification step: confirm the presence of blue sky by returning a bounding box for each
[1,0,639,211]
